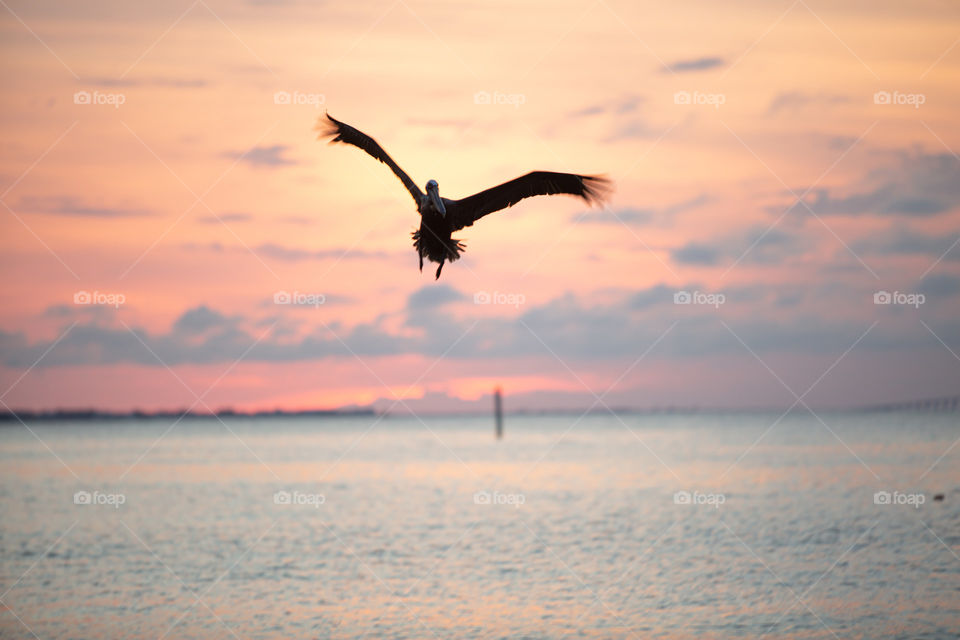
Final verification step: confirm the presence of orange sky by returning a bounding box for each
[1,0,959,412]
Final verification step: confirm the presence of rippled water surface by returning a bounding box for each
[1,412,958,639]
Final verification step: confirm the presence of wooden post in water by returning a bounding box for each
[494,386,503,440]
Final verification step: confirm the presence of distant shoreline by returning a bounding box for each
[0,408,377,422]
[1,398,956,422]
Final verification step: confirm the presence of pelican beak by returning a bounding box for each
[429,187,446,217]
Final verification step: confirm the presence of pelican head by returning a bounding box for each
[426,179,445,216]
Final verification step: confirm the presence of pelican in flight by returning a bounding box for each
[320,114,611,279]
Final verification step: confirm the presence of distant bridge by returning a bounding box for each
[864,394,959,413]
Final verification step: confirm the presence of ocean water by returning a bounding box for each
[0,412,958,639]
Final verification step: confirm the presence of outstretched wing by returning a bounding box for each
[319,113,423,204]
[447,171,611,231]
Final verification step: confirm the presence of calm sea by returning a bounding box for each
[1,412,958,639]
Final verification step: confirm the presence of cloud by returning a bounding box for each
[569,105,605,118]
[197,214,313,225]
[172,305,236,334]
[16,196,152,218]
[256,243,391,261]
[918,273,960,297]
[575,194,709,226]
[7,283,958,370]
[407,284,464,309]
[197,212,253,224]
[663,56,724,73]
[613,95,644,114]
[42,304,117,324]
[405,285,468,333]
[672,243,721,265]
[181,242,393,261]
[851,224,960,261]
[565,95,661,141]
[628,284,675,309]
[788,152,960,217]
[506,287,937,360]
[85,77,208,88]
[767,92,849,114]
[569,94,644,119]
[609,118,662,140]
[671,226,806,266]
[228,145,297,167]
[576,207,653,225]
[806,186,945,216]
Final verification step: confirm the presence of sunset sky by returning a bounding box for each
[1,0,959,413]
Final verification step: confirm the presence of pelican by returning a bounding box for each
[320,114,611,279]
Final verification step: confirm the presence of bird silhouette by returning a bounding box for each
[320,113,611,279]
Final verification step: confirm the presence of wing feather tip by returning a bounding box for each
[316,112,347,143]
[581,174,614,207]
